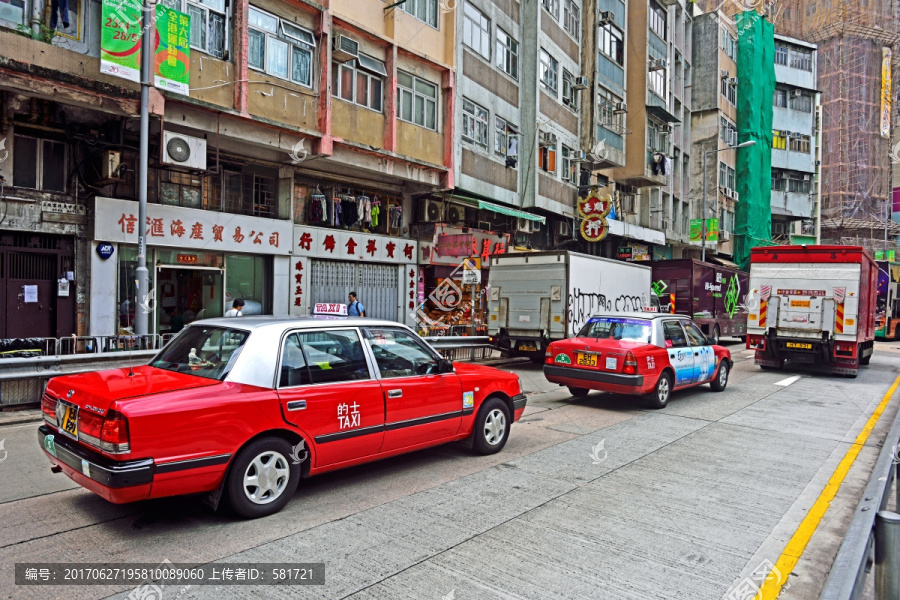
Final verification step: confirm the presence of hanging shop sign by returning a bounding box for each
[578,192,612,242]
[96,243,115,260]
[154,4,191,95]
[100,0,143,83]
[689,218,719,242]
[617,243,650,261]
[292,225,418,264]
[95,197,293,255]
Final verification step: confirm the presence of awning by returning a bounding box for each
[708,255,741,269]
[447,195,546,224]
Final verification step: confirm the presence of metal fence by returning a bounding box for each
[820,394,900,600]
[424,336,496,361]
[0,334,176,358]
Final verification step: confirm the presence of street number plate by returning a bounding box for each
[575,353,598,367]
[786,342,812,349]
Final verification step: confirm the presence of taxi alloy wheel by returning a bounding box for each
[472,397,511,455]
[227,437,300,518]
[710,326,721,345]
[645,372,672,409]
[710,360,729,392]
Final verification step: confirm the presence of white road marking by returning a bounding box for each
[775,375,802,387]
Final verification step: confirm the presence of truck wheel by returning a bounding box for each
[710,360,730,392]
[644,372,672,409]
[568,386,590,398]
[860,355,871,366]
[710,326,721,345]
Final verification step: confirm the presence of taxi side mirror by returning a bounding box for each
[438,359,454,373]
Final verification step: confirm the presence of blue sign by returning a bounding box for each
[96,243,115,260]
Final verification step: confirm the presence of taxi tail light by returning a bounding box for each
[623,351,638,375]
[545,348,553,358]
[100,410,131,454]
[41,393,57,427]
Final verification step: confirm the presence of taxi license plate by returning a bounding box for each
[786,342,812,349]
[575,353,598,367]
[58,400,79,439]
[518,344,538,352]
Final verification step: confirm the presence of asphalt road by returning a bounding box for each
[1,339,898,600]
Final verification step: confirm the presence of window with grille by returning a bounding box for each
[562,70,577,109]
[462,98,489,149]
[161,0,227,58]
[789,134,810,154]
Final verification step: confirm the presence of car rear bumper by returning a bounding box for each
[543,365,645,389]
[38,425,153,503]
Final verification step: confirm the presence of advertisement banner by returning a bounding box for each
[689,219,719,242]
[154,5,191,95]
[882,48,892,138]
[100,0,144,83]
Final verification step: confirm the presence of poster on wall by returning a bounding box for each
[99,0,143,83]
[882,48,892,138]
[154,4,191,95]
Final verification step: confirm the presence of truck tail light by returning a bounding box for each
[41,393,57,427]
[834,343,855,358]
[78,409,131,454]
[624,351,638,375]
[747,335,766,350]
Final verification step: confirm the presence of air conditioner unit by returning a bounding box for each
[614,101,627,113]
[419,199,444,223]
[649,58,667,71]
[556,221,572,236]
[660,124,672,133]
[720,69,730,79]
[793,89,803,97]
[720,230,731,241]
[447,204,466,225]
[332,35,359,63]
[531,220,542,232]
[732,191,739,202]
[727,77,738,85]
[599,10,615,24]
[516,218,533,233]
[719,185,728,195]
[539,131,558,146]
[478,220,492,231]
[162,131,207,170]
[574,76,590,90]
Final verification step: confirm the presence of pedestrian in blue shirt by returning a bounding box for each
[347,292,366,317]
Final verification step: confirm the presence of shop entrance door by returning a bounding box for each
[155,266,224,335]
[310,261,400,321]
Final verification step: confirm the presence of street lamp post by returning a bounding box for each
[701,140,756,262]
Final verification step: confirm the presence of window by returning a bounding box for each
[331,56,386,112]
[496,28,519,79]
[721,28,736,59]
[772,172,786,191]
[775,45,788,66]
[772,130,787,150]
[720,77,736,105]
[363,328,440,378]
[598,94,624,132]
[495,116,518,161]
[790,92,812,112]
[773,88,787,108]
[279,330,371,385]
[599,22,624,66]
[0,0,26,27]
[649,67,665,98]
[649,4,666,39]
[539,49,559,94]
[150,326,248,381]
[663,321,688,348]
[576,317,653,342]
[726,165,735,190]
[719,161,726,188]
[13,135,66,192]
[401,0,438,28]
[563,0,580,40]
[462,98,489,149]
[683,322,709,346]
[788,174,811,193]
[561,145,575,182]
[790,48,813,71]
[398,71,437,130]
[158,170,203,208]
[463,2,490,59]
[161,0,227,58]
[720,116,736,143]
[648,121,667,153]
[248,7,314,87]
[539,143,556,174]
[790,134,810,153]
[542,0,559,20]
[562,70,577,109]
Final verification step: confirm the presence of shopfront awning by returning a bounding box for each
[708,255,741,269]
[448,195,546,224]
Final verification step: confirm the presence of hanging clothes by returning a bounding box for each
[309,194,326,223]
[342,197,358,226]
[357,195,372,224]
[371,203,380,228]
[333,199,342,226]
[389,205,402,230]
[50,0,69,29]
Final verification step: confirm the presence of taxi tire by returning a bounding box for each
[710,326,721,345]
[472,397,511,455]
[226,437,300,519]
[645,372,672,409]
[710,360,729,392]
[568,386,590,398]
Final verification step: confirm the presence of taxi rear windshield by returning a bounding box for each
[577,318,652,343]
[150,326,248,380]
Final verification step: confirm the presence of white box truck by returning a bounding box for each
[487,251,654,361]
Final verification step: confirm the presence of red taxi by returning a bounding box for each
[38,318,526,518]
[543,313,733,408]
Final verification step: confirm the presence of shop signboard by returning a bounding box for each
[94,197,293,255]
[690,218,719,242]
[424,225,509,266]
[292,225,418,264]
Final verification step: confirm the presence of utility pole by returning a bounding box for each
[134,0,153,336]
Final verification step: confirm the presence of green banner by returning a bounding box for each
[154,5,191,95]
[100,0,143,83]
[875,250,897,260]
[690,218,719,242]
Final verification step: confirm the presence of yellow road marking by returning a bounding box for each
[754,374,900,599]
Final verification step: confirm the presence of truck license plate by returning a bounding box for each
[786,342,812,349]
[518,344,538,352]
[575,353,597,367]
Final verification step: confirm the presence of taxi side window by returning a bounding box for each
[663,321,688,348]
[363,328,440,378]
[683,322,709,347]
[279,330,370,386]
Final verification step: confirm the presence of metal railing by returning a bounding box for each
[0,334,176,358]
[424,335,496,361]
[820,393,900,600]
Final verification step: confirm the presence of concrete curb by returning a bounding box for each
[0,409,42,427]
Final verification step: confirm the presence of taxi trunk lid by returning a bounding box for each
[550,338,645,374]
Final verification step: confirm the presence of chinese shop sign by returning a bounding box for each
[292,226,418,264]
[100,0,143,83]
[155,4,191,95]
[579,193,612,242]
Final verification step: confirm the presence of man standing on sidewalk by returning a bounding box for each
[347,292,366,317]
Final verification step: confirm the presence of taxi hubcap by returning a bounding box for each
[719,366,728,386]
[658,379,670,402]
[243,451,290,504]
[484,409,507,446]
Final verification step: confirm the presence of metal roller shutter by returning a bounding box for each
[310,260,400,321]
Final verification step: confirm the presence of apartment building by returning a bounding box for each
[689,10,739,258]
[770,34,819,244]
[0,0,455,336]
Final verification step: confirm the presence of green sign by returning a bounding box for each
[100,0,144,83]
[690,218,719,242]
[155,5,191,95]
[875,250,897,261]
[724,274,741,318]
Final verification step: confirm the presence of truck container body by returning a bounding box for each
[648,259,749,343]
[487,251,653,361]
[746,245,877,376]
[876,261,900,339]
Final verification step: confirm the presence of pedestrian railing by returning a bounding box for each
[0,334,171,358]
[820,394,900,600]
[424,336,496,361]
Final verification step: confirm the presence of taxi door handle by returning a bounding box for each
[287,400,307,411]
[694,352,699,356]
[387,389,403,398]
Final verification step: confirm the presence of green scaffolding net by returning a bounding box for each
[734,11,776,270]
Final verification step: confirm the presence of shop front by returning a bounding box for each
[90,197,292,337]
[290,225,418,326]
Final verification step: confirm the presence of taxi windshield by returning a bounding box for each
[150,326,249,380]
[577,317,653,343]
